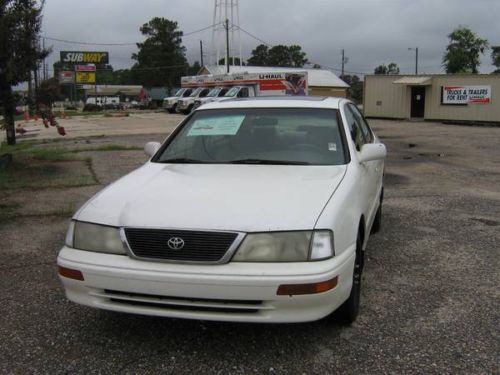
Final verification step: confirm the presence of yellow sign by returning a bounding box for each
[75,71,96,84]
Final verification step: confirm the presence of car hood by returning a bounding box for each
[76,163,346,232]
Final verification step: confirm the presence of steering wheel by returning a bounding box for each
[294,143,325,153]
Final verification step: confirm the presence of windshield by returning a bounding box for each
[225,87,240,97]
[174,88,186,97]
[207,88,222,97]
[154,108,347,165]
[189,88,203,97]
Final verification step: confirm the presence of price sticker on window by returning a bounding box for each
[187,115,245,136]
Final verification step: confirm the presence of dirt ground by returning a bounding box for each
[0,114,499,374]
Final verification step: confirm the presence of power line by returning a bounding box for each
[43,23,221,47]
[236,25,372,75]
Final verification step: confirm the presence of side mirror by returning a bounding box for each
[144,142,161,157]
[358,143,386,163]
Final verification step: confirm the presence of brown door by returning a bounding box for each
[410,86,426,118]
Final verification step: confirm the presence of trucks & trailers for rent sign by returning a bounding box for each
[442,85,492,105]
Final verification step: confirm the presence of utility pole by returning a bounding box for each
[225,19,230,73]
[409,47,419,75]
[415,47,419,75]
[341,49,345,78]
[200,40,204,67]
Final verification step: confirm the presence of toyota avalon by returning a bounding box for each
[57,97,386,324]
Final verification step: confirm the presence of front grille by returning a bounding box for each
[124,228,239,263]
[101,290,263,314]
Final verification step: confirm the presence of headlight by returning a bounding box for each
[69,221,127,255]
[232,230,334,262]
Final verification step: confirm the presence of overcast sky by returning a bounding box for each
[41,0,500,77]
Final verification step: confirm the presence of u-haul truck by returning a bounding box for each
[177,71,308,113]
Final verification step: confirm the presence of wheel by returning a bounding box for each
[371,188,383,234]
[337,230,363,324]
[371,203,382,234]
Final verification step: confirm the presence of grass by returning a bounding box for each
[0,201,75,225]
[73,144,142,152]
[0,160,97,190]
[0,139,140,190]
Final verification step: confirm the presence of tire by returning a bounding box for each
[371,203,382,234]
[371,188,383,234]
[337,230,364,325]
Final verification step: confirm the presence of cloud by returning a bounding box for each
[41,0,500,76]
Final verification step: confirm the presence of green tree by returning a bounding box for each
[247,44,309,67]
[131,17,188,88]
[0,0,48,145]
[374,63,400,75]
[218,57,246,66]
[442,27,489,73]
[491,46,500,74]
[37,78,61,106]
[341,74,363,103]
[247,44,269,66]
[96,64,115,84]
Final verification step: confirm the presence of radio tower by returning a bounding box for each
[211,0,243,69]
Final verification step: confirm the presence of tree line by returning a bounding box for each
[375,26,499,75]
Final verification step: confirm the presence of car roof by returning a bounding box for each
[198,96,346,110]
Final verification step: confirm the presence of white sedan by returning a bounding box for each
[57,97,386,324]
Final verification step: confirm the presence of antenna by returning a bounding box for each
[211,0,242,68]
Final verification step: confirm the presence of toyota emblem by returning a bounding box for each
[167,237,185,250]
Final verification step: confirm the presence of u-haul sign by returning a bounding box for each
[181,71,308,96]
[442,85,491,105]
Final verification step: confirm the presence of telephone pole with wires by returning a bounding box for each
[341,49,349,78]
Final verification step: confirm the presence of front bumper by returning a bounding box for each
[57,246,355,323]
[163,101,177,110]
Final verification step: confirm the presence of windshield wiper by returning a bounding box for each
[159,158,207,164]
[229,159,310,165]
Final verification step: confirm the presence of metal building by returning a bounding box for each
[363,74,500,123]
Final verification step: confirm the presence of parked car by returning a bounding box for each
[58,97,386,324]
[193,87,230,110]
[163,88,193,114]
[176,87,211,114]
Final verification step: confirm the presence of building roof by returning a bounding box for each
[393,76,432,85]
[201,65,349,88]
[85,85,143,96]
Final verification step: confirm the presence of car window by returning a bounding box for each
[207,88,221,97]
[225,87,240,97]
[189,88,202,97]
[155,108,347,165]
[344,104,365,151]
[348,103,373,143]
[238,87,249,98]
[182,89,193,97]
[199,89,210,98]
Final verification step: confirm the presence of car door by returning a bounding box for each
[344,103,381,228]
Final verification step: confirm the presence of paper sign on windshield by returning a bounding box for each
[187,115,245,136]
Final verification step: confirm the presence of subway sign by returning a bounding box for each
[60,51,109,64]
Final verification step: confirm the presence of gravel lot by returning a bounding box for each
[1,115,499,374]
